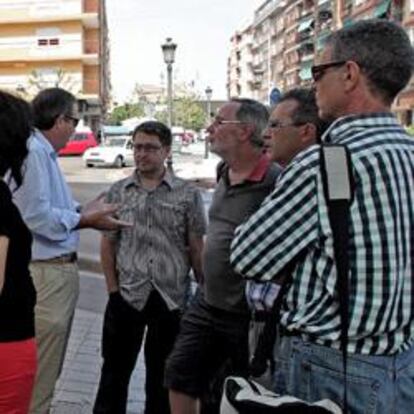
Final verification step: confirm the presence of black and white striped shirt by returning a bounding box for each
[231,113,414,355]
[105,171,207,312]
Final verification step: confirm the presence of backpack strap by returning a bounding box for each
[320,144,354,414]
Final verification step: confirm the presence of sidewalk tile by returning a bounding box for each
[51,309,146,414]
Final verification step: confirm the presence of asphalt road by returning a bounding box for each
[68,181,110,267]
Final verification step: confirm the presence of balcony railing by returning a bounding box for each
[0,34,83,61]
[253,0,287,26]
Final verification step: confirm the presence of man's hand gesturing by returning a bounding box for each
[77,193,132,230]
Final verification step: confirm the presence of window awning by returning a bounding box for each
[316,30,331,51]
[318,0,332,12]
[298,18,314,33]
[299,67,312,81]
[373,0,391,18]
[299,62,313,80]
[342,19,353,28]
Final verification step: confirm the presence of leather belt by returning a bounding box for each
[32,252,77,264]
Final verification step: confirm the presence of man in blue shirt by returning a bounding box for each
[13,87,129,414]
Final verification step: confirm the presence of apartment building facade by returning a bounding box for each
[227,23,255,99]
[227,0,287,103]
[0,0,110,131]
[227,0,414,123]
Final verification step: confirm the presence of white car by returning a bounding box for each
[83,136,134,168]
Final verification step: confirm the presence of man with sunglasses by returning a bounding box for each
[12,87,130,414]
[166,99,280,414]
[93,121,206,414]
[231,20,414,412]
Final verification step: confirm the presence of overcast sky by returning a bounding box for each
[106,0,262,102]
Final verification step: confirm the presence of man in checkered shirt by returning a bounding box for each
[245,87,328,314]
[231,19,414,413]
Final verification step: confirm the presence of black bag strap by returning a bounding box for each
[248,280,291,377]
[320,144,354,414]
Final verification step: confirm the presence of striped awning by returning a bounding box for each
[373,0,391,18]
[299,62,313,80]
[298,18,314,33]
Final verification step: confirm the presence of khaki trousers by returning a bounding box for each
[29,261,79,414]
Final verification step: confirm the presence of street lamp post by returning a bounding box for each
[204,86,212,159]
[161,37,177,171]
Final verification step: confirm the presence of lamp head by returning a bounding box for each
[205,86,213,100]
[161,38,177,64]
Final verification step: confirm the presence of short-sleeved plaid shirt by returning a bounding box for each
[105,170,207,311]
[231,113,414,355]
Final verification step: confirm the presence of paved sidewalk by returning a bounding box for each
[50,309,146,414]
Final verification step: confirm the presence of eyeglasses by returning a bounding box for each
[133,143,163,153]
[268,119,304,130]
[212,118,250,127]
[64,114,79,128]
[311,60,347,82]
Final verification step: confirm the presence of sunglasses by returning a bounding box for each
[311,61,347,82]
[64,114,80,128]
[213,118,250,127]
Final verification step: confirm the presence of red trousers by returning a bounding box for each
[0,338,37,414]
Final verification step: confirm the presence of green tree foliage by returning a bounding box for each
[154,109,168,125]
[406,125,414,136]
[155,97,206,130]
[107,103,145,125]
[175,97,206,131]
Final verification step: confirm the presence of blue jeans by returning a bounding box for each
[273,335,414,414]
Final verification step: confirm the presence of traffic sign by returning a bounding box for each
[269,87,282,106]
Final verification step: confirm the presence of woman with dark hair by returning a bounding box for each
[0,90,37,413]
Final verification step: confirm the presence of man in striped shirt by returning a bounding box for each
[231,19,414,412]
[93,121,206,414]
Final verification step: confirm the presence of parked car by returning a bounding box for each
[59,129,98,156]
[181,131,195,145]
[83,136,134,168]
[171,127,195,146]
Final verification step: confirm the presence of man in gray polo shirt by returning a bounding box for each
[165,99,280,413]
[93,121,206,414]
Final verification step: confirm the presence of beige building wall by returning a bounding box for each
[0,0,109,131]
[0,0,82,22]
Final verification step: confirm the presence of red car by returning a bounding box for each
[59,130,98,156]
[183,131,195,145]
